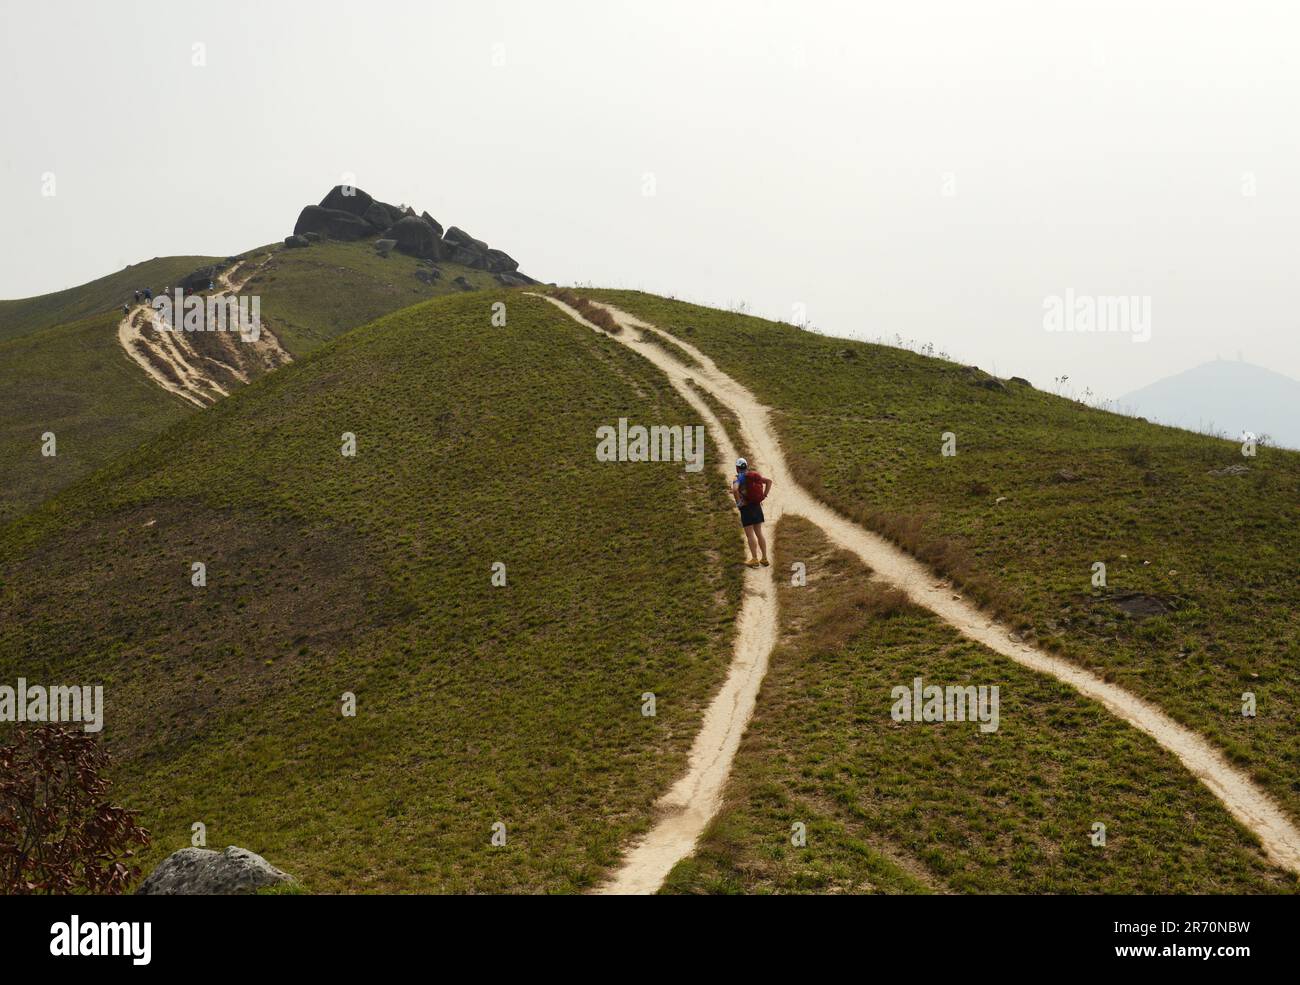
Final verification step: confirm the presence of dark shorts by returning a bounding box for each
[739,502,765,528]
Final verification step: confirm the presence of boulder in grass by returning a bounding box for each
[284,235,310,248]
[1207,464,1250,477]
[374,238,397,256]
[136,846,293,895]
[453,275,474,291]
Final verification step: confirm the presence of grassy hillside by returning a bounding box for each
[0,241,511,526]
[0,290,741,892]
[243,239,504,355]
[664,517,1293,894]
[0,254,219,343]
[586,290,1300,822]
[0,310,191,527]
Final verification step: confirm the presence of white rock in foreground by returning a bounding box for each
[135,846,293,895]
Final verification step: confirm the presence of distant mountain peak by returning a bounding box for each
[1120,358,1300,449]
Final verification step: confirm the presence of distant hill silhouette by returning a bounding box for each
[1119,358,1300,450]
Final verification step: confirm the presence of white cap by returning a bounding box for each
[735,458,748,470]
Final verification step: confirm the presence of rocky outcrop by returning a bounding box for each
[495,271,536,287]
[294,205,373,241]
[287,186,537,280]
[318,185,373,217]
[384,215,440,258]
[443,226,486,249]
[135,846,294,895]
[363,200,404,232]
[284,234,310,248]
[483,248,519,273]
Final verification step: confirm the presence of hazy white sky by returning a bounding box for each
[3,0,1299,398]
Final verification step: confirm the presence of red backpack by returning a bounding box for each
[740,470,767,504]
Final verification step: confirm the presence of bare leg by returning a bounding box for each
[753,523,768,562]
[743,525,759,559]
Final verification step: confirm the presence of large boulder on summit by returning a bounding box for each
[384,215,441,258]
[363,200,404,232]
[495,271,535,287]
[420,211,444,238]
[451,245,490,270]
[483,248,519,273]
[294,205,373,241]
[318,184,374,217]
[136,846,293,895]
[443,226,488,250]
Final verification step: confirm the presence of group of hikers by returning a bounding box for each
[123,287,159,315]
[730,458,771,568]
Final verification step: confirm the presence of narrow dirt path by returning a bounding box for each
[532,293,1300,892]
[116,254,289,407]
[532,294,781,894]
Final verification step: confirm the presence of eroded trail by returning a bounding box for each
[533,293,1300,892]
[116,255,291,407]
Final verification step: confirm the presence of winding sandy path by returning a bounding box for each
[532,293,1300,893]
[116,254,288,406]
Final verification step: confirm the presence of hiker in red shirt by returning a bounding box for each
[730,458,772,568]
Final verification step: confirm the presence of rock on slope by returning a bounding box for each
[135,846,294,895]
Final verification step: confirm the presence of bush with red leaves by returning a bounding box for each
[0,726,150,894]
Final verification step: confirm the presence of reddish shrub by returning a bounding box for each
[0,726,150,894]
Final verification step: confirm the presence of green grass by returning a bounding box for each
[663,516,1295,894]
[586,290,1300,824]
[248,239,503,355]
[0,310,191,527]
[0,254,219,343]
[0,290,742,893]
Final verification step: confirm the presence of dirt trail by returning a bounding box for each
[533,293,1300,892]
[116,255,290,407]
[532,294,781,894]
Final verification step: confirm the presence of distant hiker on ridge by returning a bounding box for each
[730,457,771,568]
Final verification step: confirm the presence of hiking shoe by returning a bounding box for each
[745,558,761,568]
[760,558,770,567]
